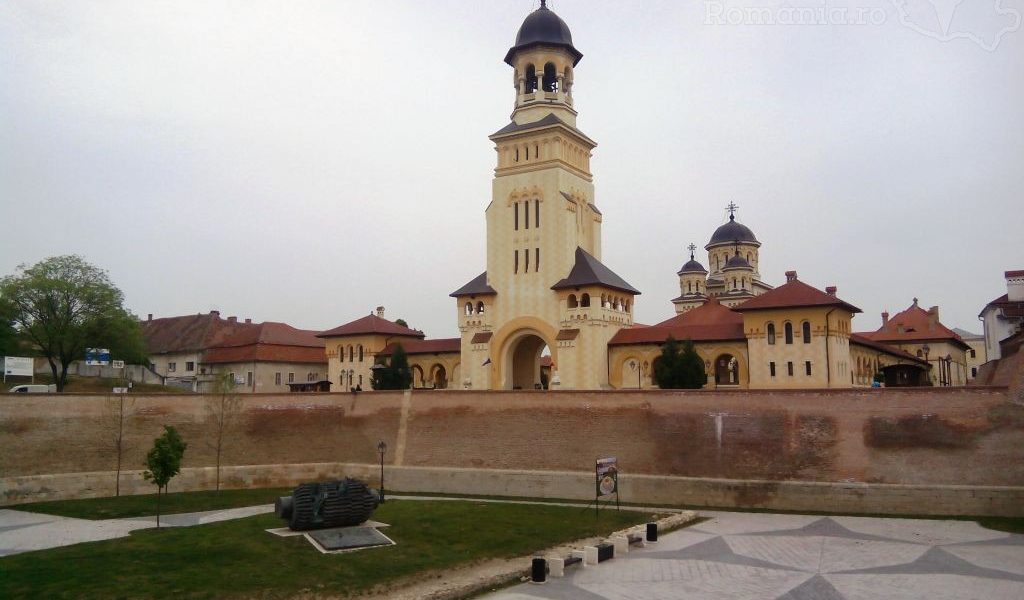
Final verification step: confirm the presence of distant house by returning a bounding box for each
[318,306,425,391]
[979,270,1024,362]
[141,311,326,393]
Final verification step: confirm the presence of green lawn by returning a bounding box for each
[0,499,661,599]
[9,488,292,520]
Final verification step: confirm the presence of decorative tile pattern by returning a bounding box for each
[485,511,1024,600]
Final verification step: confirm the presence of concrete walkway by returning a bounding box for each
[485,510,1024,600]
[0,504,273,556]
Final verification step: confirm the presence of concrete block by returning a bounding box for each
[583,545,599,566]
[547,556,565,577]
[610,535,629,555]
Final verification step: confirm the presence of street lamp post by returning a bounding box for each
[922,344,931,385]
[377,440,387,504]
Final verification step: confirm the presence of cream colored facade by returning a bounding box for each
[741,307,854,389]
[452,9,637,391]
[197,361,325,394]
[324,335,379,391]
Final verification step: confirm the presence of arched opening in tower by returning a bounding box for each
[507,333,550,390]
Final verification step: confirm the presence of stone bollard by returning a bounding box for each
[583,545,599,566]
[570,549,587,568]
[530,557,547,584]
[547,556,565,578]
[646,522,658,543]
[610,535,629,556]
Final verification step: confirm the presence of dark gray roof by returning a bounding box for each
[450,272,497,297]
[707,215,759,247]
[559,192,601,215]
[551,247,640,295]
[724,253,752,269]
[504,5,582,66]
[491,113,594,145]
[677,259,708,275]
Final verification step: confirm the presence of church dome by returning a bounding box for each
[504,3,583,66]
[707,214,759,248]
[723,253,752,270]
[677,258,708,276]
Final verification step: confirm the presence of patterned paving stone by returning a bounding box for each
[818,536,929,573]
[484,511,1024,600]
[943,544,1024,576]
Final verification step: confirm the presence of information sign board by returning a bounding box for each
[3,356,34,377]
[85,348,111,366]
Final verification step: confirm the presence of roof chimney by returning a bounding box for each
[228,316,237,323]
[1007,270,1024,302]
[927,306,939,330]
[376,306,385,318]
[147,313,153,322]
[785,271,798,282]
[882,311,889,327]
[826,286,837,296]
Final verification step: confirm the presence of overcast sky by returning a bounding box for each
[2,0,1022,339]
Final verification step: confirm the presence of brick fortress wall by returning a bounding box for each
[2,387,1022,515]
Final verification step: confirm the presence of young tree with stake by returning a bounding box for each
[143,426,187,528]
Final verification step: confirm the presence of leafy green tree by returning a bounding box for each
[395,318,409,329]
[0,255,147,390]
[371,344,413,390]
[0,298,21,357]
[653,337,707,389]
[143,425,188,528]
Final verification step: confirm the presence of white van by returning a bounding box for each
[7,384,57,393]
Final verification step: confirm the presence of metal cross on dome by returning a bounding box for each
[688,243,697,259]
[725,202,740,219]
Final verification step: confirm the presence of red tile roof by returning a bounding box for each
[848,333,929,366]
[1006,270,1024,277]
[732,277,861,314]
[318,314,425,339]
[203,322,326,365]
[378,338,461,356]
[609,299,745,345]
[142,312,257,355]
[984,294,1024,318]
[858,301,969,349]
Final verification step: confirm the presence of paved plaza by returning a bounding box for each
[487,511,1024,600]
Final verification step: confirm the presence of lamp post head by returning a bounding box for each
[377,440,387,454]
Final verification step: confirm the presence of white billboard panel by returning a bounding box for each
[4,356,34,377]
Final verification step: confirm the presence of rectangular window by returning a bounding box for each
[535,199,540,228]
[247,371,253,386]
[168,362,176,372]
[524,202,530,229]
[805,361,812,376]
[787,361,794,376]
[185,361,195,372]
[769,362,776,377]
[535,247,540,271]
[514,250,519,274]
[288,372,294,383]
[972,367,977,378]
[275,372,282,386]
[514,203,519,230]
[525,248,530,272]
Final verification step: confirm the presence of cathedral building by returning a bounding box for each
[324,3,942,392]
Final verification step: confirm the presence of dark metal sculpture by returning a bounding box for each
[275,478,379,531]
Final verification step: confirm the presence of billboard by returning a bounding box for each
[85,348,111,366]
[596,457,618,497]
[3,356,34,377]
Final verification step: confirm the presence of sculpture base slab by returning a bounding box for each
[307,525,395,554]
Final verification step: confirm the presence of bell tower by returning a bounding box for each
[451,2,639,391]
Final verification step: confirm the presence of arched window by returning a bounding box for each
[358,344,364,362]
[802,321,811,343]
[742,277,747,289]
[534,199,540,228]
[338,345,345,361]
[543,62,558,92]
[476,301,485,315]
[784,322,794,344]
[687,282,692,293]
[567,294,578,308]
[464,302,473,316]
[767,323,776,345]
[916,349,923,357]
[581,293,591,307]
[348,345,354,362]
[525,64,537,93]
